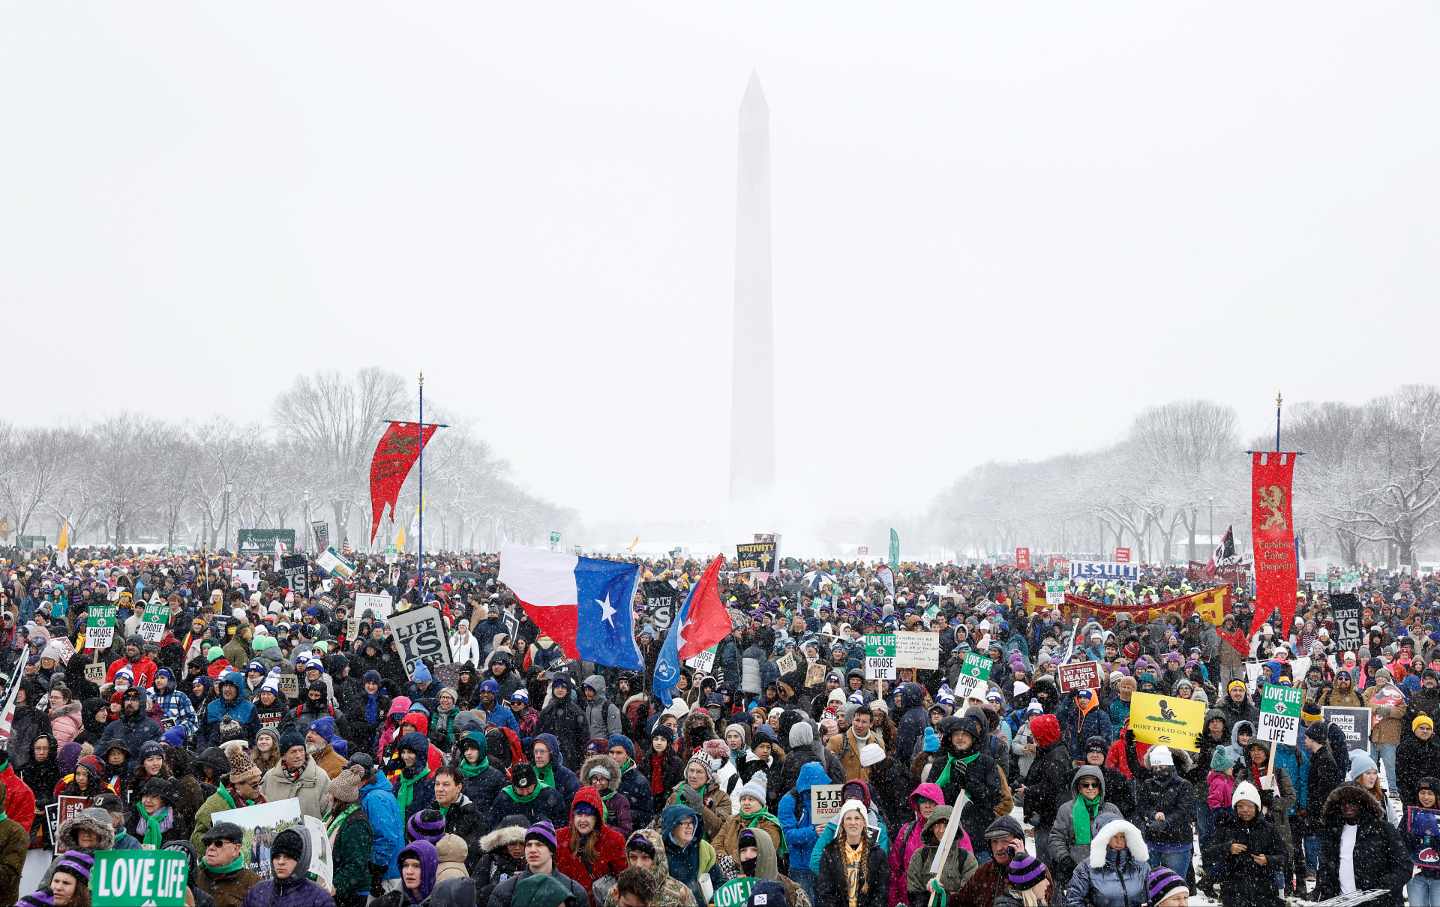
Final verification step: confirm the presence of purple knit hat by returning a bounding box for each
[54,849,94,885]
[1147,867,1188,903]
[1005,851,1047,891]
[407,808,447,843]
[18,893,55,907]
[525,819,558,851]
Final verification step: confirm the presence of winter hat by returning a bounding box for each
[1416,715,1435,733]
[1147,746,1173,767]
[162,726,188,748]
[701,739,730,762]
[1346,750,1379,782]
[278,729,306,755]
[328,765,366,804]
[525,819,558,852]
[922,726,940,753]
[1301,701,1323,725]
[206,646,224,663]
[1210,746,1236,771]
[1029,714,1061,749]
[53,850,94,885]
[227,748,262,786]
[1006,851,1048,891]
[607,734,635,758]
[1232,781,1261,809]
[271,827,305,862]
[1305,721,1330,744]
[859,742,886,767]
[737,772,767,805]
[745,880,789,907]
[408,809,447,843]
[511,763,539,789]
[788,722,814,748]
[1146,867,1189,904]
[514,873,576,907]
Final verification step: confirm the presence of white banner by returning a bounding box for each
[353,592,393,618]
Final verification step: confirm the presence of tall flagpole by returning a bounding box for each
[418,371,425,604]
[1275,391,1283,452]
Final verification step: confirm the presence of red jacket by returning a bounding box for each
[555,786,627,904]
[106,655,158,689]
[0,761,35,831]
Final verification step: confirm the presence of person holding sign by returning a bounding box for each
[239,827,332,907]
[902,805,977,907]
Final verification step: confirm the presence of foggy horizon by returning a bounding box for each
[5,4,1438,540]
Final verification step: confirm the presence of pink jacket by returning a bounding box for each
[49,702,83,747]
[1207,770,1236,810]
[888,782,971,907]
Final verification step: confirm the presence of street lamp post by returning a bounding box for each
[223,481,233,553]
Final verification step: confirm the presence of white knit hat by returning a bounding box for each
[859,743,886,768]
[1232,781,1261,809]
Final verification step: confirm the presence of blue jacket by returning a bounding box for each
[487,701,520,734]
[779,762,830,871]
[360,774,405,879]
[1058,696,1114,756]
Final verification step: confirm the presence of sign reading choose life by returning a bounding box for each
[1258,683,1304,746]
[1129,691,1204,752]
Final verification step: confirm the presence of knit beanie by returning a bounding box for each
[207,646,224,663]
[1210,746,1236,771]
[525,820,558,852]
[271,828,305,862]
[227,748,262,786]
[328,765,366,804]
[859,742,886,768]
[737,772,767,805]
[54,850,94,885]
[1147,866,1188,903]
[1005,851,1047,891]
[1416,714,1435,733]
[278,729,306,755]
[1305,721,1330,744]
[408,809,447,843]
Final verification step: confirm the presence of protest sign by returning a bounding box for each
[1015,547,1031,570]
[1369,684,1406,723]
[281,554,308,593]
[278,673,300,700]
[85,605,117,650]
[1069,561,1140,584]
[864,634,896,681]
[212,797,304,879]
[735,541,777,573]
[316,547,355,580]
[301,815,335,893]
[1408,808,1440,871]
[45,801,58,848]
[1322,706,1372,755]
[1258,683,1304,745]
[642,581,676,630]
[137,603,168,644]
[311,520,330,553]
[1045,580,1066,606]
[236,529,296,557]
[84,662,105,684]
[685,647,716,673]
[1114,547,1131,562]
[92,849,189,907]
[805,662,827,688]
[388,605,452,675]
[895,631,940,670]
[809,784,846,824]
[953,652,991,701]
[232,569,260,590]
[1058,661,1102,693]
[1129,691,1205,751]
[56,794,89,841]
[345,617,360,640]
[1331,593,1362,652]
[775,652,798,675]
[353,592,393,619]
[714,878,755,907]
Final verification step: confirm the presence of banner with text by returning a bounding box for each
[1249,451,1299,636]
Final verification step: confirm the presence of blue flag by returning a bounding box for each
[573,557,644,670]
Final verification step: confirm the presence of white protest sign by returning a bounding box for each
[809,784,846,824]
[353,592,393,618]
[775,652,798,675]
[864,634,896,681]
[686,647,717,673]
[895,631,940,670]
[233,569,259,589]
[388,605,452,676]
[1257,683,1304,745]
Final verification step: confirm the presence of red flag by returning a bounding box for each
[368,422,437,543]
[1248,451,1299,637]
[678,556,731,659]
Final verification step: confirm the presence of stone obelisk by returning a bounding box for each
[729,72,776,515]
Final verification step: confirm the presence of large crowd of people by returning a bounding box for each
[0,546,1432,907]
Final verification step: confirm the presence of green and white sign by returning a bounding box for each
[1258,682,1304,745]
[713,877,755,907]
[954,651,992,700]
[236,528,296,557]
[1045,580,1067,606]
[137,603,168,643]
[92,849,189,906]
[864,633,896,680]
[86,605,117,651]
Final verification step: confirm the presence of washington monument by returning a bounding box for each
[729,72,776,514]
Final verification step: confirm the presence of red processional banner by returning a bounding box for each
[368,422,438,543]
[1248,451,1298,637]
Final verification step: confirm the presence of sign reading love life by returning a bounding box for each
[953,652,991,701]
[92,849,188,906]
[1258,682,1305,746]
[864,634,896,680]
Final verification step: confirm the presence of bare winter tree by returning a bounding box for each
[0,426,74,540]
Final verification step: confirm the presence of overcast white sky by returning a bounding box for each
[3,3,1438,527]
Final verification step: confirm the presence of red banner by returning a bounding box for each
[1248,451,1298,637]
[1023,580,1232,627]
[368,422,438,543]
[1016,547,1031,570]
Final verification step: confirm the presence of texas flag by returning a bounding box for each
[499,546,644,670]
[653,555,731,706]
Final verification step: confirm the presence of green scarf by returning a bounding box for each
[136,802,169,848]
[327,803,360,837]
[738,808,786,855]
[504,784,542,804]
[458,757,489,778]
[1071,793,1102,847]
[207,853,248,876]
[934,751,980,789]
[536,762,556,789]
[395,767,431,816]
[620,757,635,774]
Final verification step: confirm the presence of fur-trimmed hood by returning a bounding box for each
[1087,817,1149,867]
[57,806,115,852]
[579,754,622,793]
[1322,782,1385,823]
[479,821,527,853]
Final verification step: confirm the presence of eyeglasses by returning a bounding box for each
[1077,781,1100,789]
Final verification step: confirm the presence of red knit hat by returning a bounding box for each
[1030,713,1061,749]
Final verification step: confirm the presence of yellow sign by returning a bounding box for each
[1129,691,1205,752]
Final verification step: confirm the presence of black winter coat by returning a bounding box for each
[1316,785,1412,907]
[538,700,587,769]
[1021,742,1071,830]
[816,836,889,907]
[1305,746,1342,832]
[1396,735,1440,806]
[1203,811,1286,907]
[1134,769,1194,846]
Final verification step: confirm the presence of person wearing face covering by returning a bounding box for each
[1131,746,1196,881]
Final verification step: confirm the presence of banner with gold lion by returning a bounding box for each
[1023,580,1231,627]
